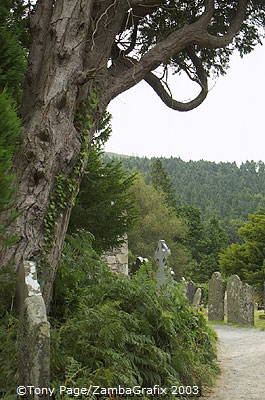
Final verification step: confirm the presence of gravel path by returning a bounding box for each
[204,325,265,400]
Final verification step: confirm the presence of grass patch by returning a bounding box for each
[207,311,265,330]
[255,310,265,330]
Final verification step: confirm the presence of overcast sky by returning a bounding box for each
[105,44,264,165]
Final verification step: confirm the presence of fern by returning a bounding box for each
[49,232,219,399]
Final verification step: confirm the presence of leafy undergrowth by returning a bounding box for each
[0,232,219,399]
[50,232,219,399]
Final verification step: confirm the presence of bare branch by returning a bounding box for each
[144,47,208,112]
[144,71,207,111]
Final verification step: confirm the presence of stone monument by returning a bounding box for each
[226,275,255,326]
[239,282,254,326]
[186,280,196,304]
[208,271,226,321]
[17,261,50,398]
[154,240,171,286]
[192,287,202,310]
[227,274,242,324]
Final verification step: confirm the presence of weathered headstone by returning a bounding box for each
[239,283,254,326]
[208,272,226,321]
[186,280,196,304]
[154,240,171,286]
[192,288,202,310]
[224,291,227,316]
[227,274,242,324]
[18,261,50,398]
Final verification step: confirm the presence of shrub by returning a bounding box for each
[50,233,219,398]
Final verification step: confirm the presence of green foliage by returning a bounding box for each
[219,213,265,291]
[128,174,191,278]
[106,155,265,244]
[68,147,137,253]
[150,158,176,209]
[43,174,79,251]
[0,27,26,101]
[0,267,18,397]
[0,91,21,245]
[192,217,228,282]
[0,314,18,397]
[0,2,27,245]
[0,0,32,50]
[50,232,219,397]
[138,0,264,78]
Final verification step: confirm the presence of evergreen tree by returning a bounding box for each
[150,158,176,209]
[68,146,137,253]
[0,3,26,244]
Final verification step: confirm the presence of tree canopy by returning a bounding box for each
[219,212,265,290]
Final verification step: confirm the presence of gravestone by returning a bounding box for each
[154,240,171,286]
[239,283,254,326]
[17,261,50,398]
[186,280,196,304]
[227,275,242,324]
[208,272,226,321]
[224,291,228,316]
[192,288,202,310]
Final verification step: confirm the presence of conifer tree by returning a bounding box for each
[0,2,26,244]
[150,158,176,209]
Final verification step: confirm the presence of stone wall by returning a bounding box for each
[101,236,128,275]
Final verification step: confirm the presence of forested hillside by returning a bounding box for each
[104,155,265,241]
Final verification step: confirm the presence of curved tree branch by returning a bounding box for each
[202,0,248,48]
[106,0,248,104]
[144,47,208,112]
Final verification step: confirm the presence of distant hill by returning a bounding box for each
[105,152,132,159]
[104,153,265,241]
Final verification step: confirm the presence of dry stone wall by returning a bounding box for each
[101,237,128,275]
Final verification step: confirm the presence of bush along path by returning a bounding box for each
[204,324,265,400]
